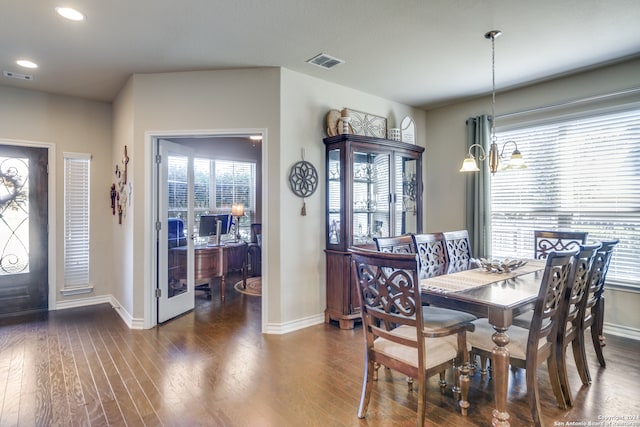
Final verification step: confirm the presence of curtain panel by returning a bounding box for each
[464,115,491,258]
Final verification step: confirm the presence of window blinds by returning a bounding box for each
[491,107,640,288]
[63,153,91,287]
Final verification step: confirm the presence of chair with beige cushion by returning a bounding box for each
[579,239,619,379]
[349,248,472,425]
[411,232,448,279]
[467,249,578,427]
[375,233,476,392]
[443,230,475,273]
[534,230,587,259]
[373,234,415,254]
[555,243,601,408]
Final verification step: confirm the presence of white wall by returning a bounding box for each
[279,68,428,325]
[112,66,427,330]
[423,58,640,337]
[114,68,281,326]
[112,78,135,321]
[0,85,114,307]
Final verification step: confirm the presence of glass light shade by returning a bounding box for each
[459,156,480,172]
[504,150,527,170]
[231,203,244,216]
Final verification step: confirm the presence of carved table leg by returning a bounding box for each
[459,362,470,416]
[491,325,511,427]
[221,274,226,301]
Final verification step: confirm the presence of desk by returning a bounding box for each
[170,241,247,301]
[420,260,546,427]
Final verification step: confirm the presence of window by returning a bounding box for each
[213,160,256,237]
[63,153,91,288]
[168,158,256,240]
[490,106,640,289]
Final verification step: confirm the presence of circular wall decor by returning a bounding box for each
[288,160,318,198]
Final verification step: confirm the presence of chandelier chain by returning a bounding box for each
[491,33,497,143]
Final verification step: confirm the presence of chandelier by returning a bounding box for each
[460,30,526,174]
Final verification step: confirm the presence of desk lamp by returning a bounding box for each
[231,203,244,241]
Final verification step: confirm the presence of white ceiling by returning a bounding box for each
[2,0,639,109]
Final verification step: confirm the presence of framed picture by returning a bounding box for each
[347,109,387,138]
[401,116,416,144]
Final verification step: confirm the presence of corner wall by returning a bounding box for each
[279,68,427,327]
[119,68,281,327]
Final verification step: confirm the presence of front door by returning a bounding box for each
[0,144,48,316]
[157,139,195,323]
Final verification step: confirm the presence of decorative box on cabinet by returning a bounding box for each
[323,134,424,329]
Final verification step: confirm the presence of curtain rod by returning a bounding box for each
[495,87,640,120]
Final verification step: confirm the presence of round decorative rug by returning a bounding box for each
[234,276,261,296]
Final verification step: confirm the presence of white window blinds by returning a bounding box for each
[214,160,256,229]
[490,106,640,288]
[64,153,91,287]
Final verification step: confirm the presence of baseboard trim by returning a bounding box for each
[109,295,145,329]
[52,296,640,339]
[264,313,325,335]
[54,294,111,310]
[53,294,145,329]
[604,322,640,341]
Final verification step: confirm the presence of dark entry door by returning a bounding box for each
[0,144,48,316]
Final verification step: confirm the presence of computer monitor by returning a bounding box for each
[198,213,232,244]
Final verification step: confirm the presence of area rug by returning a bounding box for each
[234,276,261,296]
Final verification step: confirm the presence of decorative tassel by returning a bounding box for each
[301,200,307,216]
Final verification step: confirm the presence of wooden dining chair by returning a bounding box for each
[534,230,588,259]
[467,249,578,427]
[412,232,449,279]
[443,230,474,273]
[349,248,472,425]
[412,232,478,385]
[375,233,474,392]
[555,243,601,408]
[373,234,415,254]
[579,239,619,380]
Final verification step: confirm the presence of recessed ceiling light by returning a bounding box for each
[55,6,86,21]
[16,60,38,69]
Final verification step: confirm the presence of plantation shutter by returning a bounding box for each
[64,153,91,287]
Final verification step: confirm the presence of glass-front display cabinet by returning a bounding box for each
[324,134,424,328]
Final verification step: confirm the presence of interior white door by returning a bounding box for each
[157,139,195,323]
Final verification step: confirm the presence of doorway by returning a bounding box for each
[150,130,264,326]
[0,143,49,316]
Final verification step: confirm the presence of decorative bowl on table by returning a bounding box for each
[479,258,527,273]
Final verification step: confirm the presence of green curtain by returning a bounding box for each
[464,115,492,258]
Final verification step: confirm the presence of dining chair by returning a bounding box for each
[443,230,474,273]
[375,233,475,392]
[349,247,472,425]
[467,249,578,427]
[534,230,588,259]
[555,243,601,408]
[373,234,415,254]
[578,239,619,381]
[412,232,478,384]
[412,232,449,279]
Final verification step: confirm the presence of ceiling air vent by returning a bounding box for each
[306,53,344,70]
[3,71,34,81]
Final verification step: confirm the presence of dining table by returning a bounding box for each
[420,259,547,427]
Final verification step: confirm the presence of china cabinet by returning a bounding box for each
[323,134,424,328]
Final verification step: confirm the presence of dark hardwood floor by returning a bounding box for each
[1,273,639,426]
